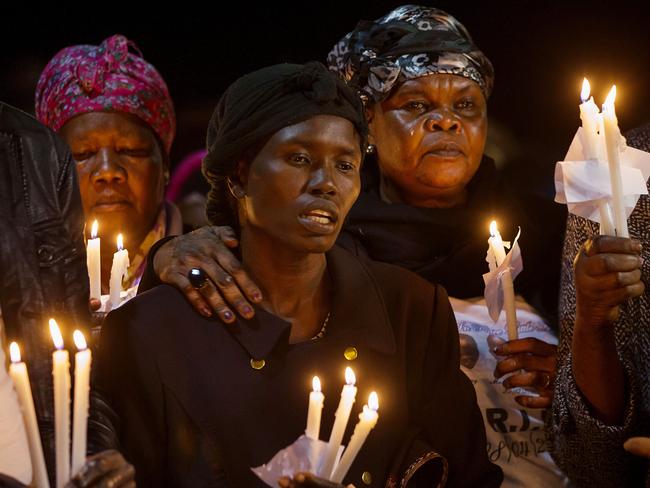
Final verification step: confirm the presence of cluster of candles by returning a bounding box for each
[86,220,130,309]
[8,319,92,488]
[578,79,628,237]
[305,367,379,483]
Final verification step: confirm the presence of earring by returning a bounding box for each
[227,179,246,199]
[366,144,376,154]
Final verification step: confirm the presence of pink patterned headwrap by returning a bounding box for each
[35,34,176,154]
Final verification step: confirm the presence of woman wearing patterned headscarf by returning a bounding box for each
[35,34,183,306]
[145,7,565,486]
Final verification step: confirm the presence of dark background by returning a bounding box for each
[2,1,649,191]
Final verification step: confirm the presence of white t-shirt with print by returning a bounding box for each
[450,296,568,488]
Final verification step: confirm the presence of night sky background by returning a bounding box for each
[2,1,650,196]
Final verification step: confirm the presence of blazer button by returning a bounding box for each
[361,471,372,485]
[37,246,54,263]
[250,358,266,370]
[344,347,358,361]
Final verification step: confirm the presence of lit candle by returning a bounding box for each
[488,221,518,341]
[86,220,101,300]
[330,392,379,484]
[579,78,602,160]
[319,367,357,479]
[71,331,91,477]
[602,85,629,238]
[578,79,615,235]
[108,234,129,310]
[50,319,70,488]
[8,342,50,488]
[306,376,324,440]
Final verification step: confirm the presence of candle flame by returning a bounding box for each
[49,319,64,350]
[91,220,98,239]
[117,233,124,251]
[603,85,617,111]
[9,342,21,363]
[73,330,87,351]
[581,78,591,103]
[489,220,498,237]
[312,376,321,392]
[368,391,379,411]
[345,366,356,386]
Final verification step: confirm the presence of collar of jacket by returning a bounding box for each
[227,245,397,360]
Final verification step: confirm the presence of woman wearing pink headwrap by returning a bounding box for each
[35,34,183,300]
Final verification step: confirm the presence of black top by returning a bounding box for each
[338,157,566,328]
[92,246,502,487]
[0,102,90,484]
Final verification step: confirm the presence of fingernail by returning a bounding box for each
[252,292,262,302]
[640,257,645,266]
[295,473,306,482]
[201,307,213,317]
[225,275,234,283]
[242,306,253,316]
[223,310,234,321]
[493,345,503,355]
[278,478,289,488]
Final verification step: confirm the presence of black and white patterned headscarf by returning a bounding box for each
[327,5,494,102]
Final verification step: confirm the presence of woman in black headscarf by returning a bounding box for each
[144,6,564,486]
[90,62,501,487]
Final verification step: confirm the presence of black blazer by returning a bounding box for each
[92,246,502,487]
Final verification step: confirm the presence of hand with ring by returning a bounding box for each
[493,337,557,408]
[152,226,262,322]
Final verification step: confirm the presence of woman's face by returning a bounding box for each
[60,112,167,248]
[368,73,487,206]
[240,115,362,254]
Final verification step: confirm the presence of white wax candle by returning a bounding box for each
[579,78,615,235]
[71,331,91,477]
[8,343,50,488]
[319,367,357,479]
[579,78,603,160]
[306,376,324,440]
[50,319,70,488]
[108,234,129,310]
[488,221,518,341]
[331,392,379,484]
[86,220,101,300]
[602,85,629,238]
[488,221,507,266]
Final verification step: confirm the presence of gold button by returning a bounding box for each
[361,471,372,485]
[344,347,358,361]
[250,358,266,370]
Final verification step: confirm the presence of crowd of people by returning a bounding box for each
[0,5,648,487]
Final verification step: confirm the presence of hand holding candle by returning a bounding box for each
[330,392,379,484]
[319,367,357,479]
[50,319,70,488]
[9,343,50,488]
[71,331,91,477]
[86,220,101,300]
[109,234,129,310]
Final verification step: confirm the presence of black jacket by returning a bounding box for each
[92,245,502,487]
[0,102,90,478]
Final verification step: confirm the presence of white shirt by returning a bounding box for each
[0,311,33,484]
[451,297,568,488]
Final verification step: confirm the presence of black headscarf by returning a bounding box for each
[203,61,368,228]
[327,5,494,102]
